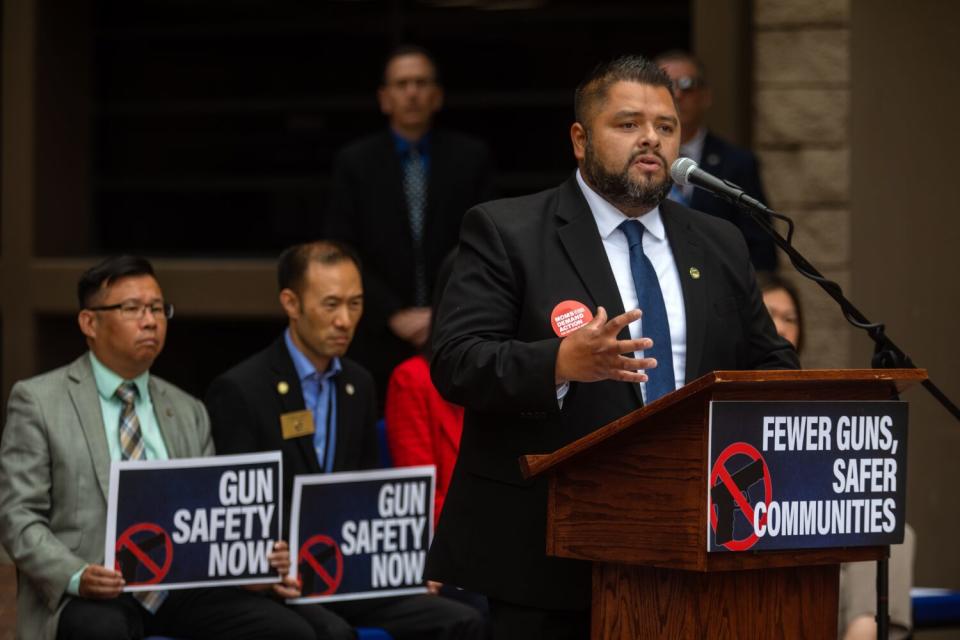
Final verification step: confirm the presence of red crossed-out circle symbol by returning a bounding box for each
[709,442,773,551]
[298,534,344,596]
[115,522,173,585]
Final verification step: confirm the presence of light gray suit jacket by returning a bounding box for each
[0,353,213,640]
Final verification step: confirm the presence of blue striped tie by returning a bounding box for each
[403,146,429,306]
[618,221,676,403]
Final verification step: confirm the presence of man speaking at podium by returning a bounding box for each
[424,56,799,638]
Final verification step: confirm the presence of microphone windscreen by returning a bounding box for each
[670,157,698,185]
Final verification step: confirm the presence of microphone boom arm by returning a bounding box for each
[712,185,958,422]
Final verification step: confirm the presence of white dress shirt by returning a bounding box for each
[575,170,687,403]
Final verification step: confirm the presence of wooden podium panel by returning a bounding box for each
[522,369,925,639]
[592,563,839,639]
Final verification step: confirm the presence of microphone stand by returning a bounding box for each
[697,179,960,640]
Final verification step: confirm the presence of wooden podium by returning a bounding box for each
[520,369,926,639]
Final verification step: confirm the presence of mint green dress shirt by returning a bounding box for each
[66,352,170,596]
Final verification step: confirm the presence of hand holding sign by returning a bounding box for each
[268,540,291,575]
[271,574,302,599]
[555,307,657,385]
[79,565,125,599]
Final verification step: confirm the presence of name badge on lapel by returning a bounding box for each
[280,410,315,440]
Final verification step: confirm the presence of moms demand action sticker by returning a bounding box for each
[105,452,283,591]
[550,300,594,337]
[287,466,435,604]
[707,401,908,553]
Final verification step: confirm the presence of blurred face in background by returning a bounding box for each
[658,57,712,142]
[378,53,443,139]
[762,287,800,350]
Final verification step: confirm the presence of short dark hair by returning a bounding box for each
[574,55,675,127]
[78,255,156,309]
[757,273,804,354]
[277,240,361,295]
[653,49,708,83]
[382,44,441,86]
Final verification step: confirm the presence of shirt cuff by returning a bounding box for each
[556,382,570,409]
[67,565,86,597]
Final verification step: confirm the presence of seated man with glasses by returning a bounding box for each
[655,49,777,273]
[0,255,314,640]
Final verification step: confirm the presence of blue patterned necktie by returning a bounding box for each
[115,383,168,613]
[403,146,429,306]
[618,221,676,403]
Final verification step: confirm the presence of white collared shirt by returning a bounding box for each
[575,170,687,403]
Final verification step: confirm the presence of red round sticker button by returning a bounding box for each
[550,300,594,337]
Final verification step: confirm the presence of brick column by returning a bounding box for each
[753,0,854,368]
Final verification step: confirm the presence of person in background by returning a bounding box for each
[0,255,310,640]
[656,49,778,273]
[757,273,915,640]
[206,241,487,640]
[385,251,460,529]
[325,44,495,411]
[758,274,803,353]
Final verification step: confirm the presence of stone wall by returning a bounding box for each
[752,0,856,369]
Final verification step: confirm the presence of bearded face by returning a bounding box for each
[572,81,681,216]
[581,133,674,211]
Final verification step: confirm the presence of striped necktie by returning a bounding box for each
[115,383,168,614]
[403,145,429,306]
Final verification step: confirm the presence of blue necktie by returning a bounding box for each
[403,146,429,306]
[619,220,676,403]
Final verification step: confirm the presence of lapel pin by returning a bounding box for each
[689,267,701,280]
[345,383,355,396]
[165,408,173,417]
[706,153,720,166]
[277,381,289,395]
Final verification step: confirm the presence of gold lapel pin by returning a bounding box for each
[689,267,701,280]
[277,381,289,395]
[345,383,355,396]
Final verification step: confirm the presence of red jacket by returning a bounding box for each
[385,355,464,528]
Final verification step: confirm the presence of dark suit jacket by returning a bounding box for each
[689,132,777,272]
[205,337,379,518]
[424,175,799,610]
[325,129,495,405]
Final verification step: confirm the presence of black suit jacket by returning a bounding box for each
[689,132,777,272]
[324,129,495,405]
[425,175,799,610]
[205,337,379,520]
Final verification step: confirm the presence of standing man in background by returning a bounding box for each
[325,45,495,410]
[655,49,778,272]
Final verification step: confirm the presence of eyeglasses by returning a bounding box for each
[86,301,175,320]
[671,76,705,93]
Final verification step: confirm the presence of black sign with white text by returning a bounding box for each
[707,401,908,552]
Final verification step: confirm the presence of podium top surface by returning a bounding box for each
[521,368,926,480]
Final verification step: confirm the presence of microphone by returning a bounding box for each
[670,157,770,212]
